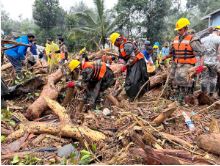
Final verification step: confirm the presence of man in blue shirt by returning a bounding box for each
[4,34,35,80]
[161,42,170,67]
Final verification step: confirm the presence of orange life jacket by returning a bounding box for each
[119,41,144,61]
[82,61,107,80]
[173,34,196,64]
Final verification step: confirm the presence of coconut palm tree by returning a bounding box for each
[68,0,124,49]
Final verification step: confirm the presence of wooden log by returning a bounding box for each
[1,63,12,71]
[197,133,220,155]
[6,98,106,143]
[106,94,120,107]
[62,87,75,106]
[209,117,220,134]
[160,132,193,148]
[131,132,215,165]
[149,73,167,89]
[152,102,177,126]
[26,69,63,120]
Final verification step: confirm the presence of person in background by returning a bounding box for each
[45,38,60,70]
[4,33,34,81]
[152,45,160,67]
[161,42,170,67]
[29,39,38,60]
[58,37,68,63]
[200,26,220,97]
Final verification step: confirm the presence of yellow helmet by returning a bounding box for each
[68,60,80,71]
[109,32,120,44]
[79,47,86,55]
[215,25,220,30]
[175,18,190,31]
[153,45,159,49]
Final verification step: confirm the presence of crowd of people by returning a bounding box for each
[1,17,220,110]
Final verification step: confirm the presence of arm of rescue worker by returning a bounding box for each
[123,42,136,66]
[190,36,206,65]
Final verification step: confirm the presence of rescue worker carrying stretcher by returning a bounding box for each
[67,59,115,109]
[109,32,149,100]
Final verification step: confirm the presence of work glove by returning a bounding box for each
[67,81,75,88]
[121,65,127,72]
[195,66,206,74]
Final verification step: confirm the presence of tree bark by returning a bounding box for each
[149,73,167,89]
[196,133,220,155]
[26,69,63,120]
[6,98,106,143]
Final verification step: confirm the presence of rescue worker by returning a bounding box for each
[79,47,89,62]
[109,32,149,100]
[162,18,205,105]
[58,37,68,63]
[200,26,220,97]
[45,38,60,71]
[152,45,160,68]
[4,34,34,81]
[67,59,115,109]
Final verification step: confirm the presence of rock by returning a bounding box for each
[103,108,111,116]
[57,144,78,158]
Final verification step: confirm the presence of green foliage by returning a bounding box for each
[91,144,97,152]
[11,155,42,165]
[11,155,20,165]
[79,150,92,165]
[67,0,119,50]
[33,0,60,29]
[33,0,67,43]
[1,108,12,120]
[186,0,220,15]
[60,157,67,165]
[1,135,6,143]
[114,0,172,43]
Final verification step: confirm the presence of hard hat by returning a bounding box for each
[79,47,86,55]
[153,45,159,49]
[175,18,190,31]
[214,25,220,30]
[109,32,120,44]
[154,42,159,46]
[68,60,80,71]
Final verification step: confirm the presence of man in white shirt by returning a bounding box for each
[201,26,220,96]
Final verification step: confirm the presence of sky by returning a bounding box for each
[1,0,118,20]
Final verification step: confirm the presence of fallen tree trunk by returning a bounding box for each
[26,69,63,120]
[131,132,215,164]
[6,98,106,143]
[196,133,220,155]
[149,73,167,89]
